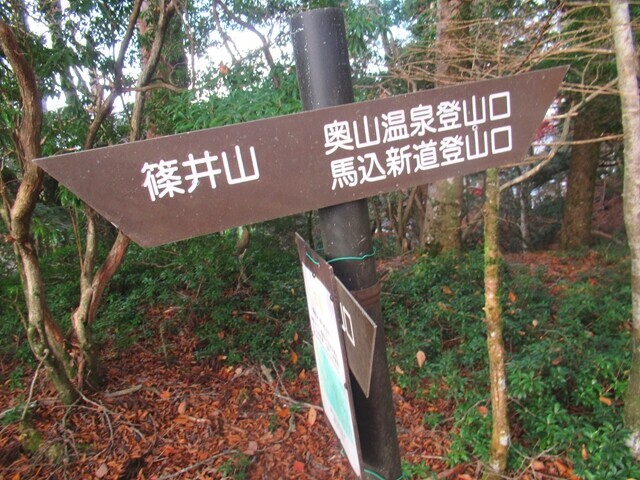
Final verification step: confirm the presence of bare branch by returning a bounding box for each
[535,133,624,147]
[123,81,186,94]
[173,1,197,89]
[500,113,572,192]
[84,0,145,150]
[212,4,239,64]
[130,0,178,141]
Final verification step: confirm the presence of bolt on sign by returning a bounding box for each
[295,234,363,476]
[35,67,567,248]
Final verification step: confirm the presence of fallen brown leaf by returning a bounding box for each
[307,406,318,426]
[244,440,259,455]
[531,460,545,471]
[599,395,613,406]
[476,405,489,416]
[293,460,305,474]
[95,463,108,479]
[416,350,427,368]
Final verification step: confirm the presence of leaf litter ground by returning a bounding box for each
[0,253,591,480]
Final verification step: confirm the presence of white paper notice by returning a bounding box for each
[301,264,361,477]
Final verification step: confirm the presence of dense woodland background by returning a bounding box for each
[1,0,640,478]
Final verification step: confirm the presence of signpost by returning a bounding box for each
[291,9,402,479]
[34,7,566,479]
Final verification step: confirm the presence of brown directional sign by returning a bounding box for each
[35,67,567,247]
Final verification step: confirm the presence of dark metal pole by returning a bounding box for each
[291,8,402,480]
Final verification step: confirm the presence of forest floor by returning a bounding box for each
[0,252,598,480]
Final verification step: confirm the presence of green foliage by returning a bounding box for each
[93,224,312,369]
[217,451,252,479]
[383,249,639,477]
[402,460,437,479]
[385,251,486,382]
[157,63,301,136]
[193,224,312,369]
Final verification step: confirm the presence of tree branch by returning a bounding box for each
[84,0,144,150]
[214,1,280,88]
[500,111,572,192]
[130,0,178,141]
[0,21,43,242]
[123,80,186,94]
[212,4,239,64]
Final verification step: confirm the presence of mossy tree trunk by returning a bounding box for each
[420,0,470,254]
[1,0,177,400]
[483,168,510,478]
[0,21,78,404]
[609,0,640,457]
[560,108,600,250]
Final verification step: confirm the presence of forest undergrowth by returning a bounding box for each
[1,221,638,479]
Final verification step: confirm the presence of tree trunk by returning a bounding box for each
[420,0,469,253]
[560,108,600,250]
[421,179,463,253]
[609,0,640,458]
[387,189,419,253]
[20,243,78,405]
[519,183,530,252]
[0,20,78,404]
[1,0,162,400]
[70,0,170,388]
[483,168,510,478]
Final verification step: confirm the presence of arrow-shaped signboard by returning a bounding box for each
[36,67,566,248]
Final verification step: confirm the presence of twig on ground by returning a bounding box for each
[156,448,239,480]
[102,384,143,397]
[274,392,323,413]
[22,350,48,421]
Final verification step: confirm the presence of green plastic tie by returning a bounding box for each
[363,468,407,480]
[327,246,377,264]
[305,252,320,266]
[304,247,377,267]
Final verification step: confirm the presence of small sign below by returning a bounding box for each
[296,234,362,476]
[334,278,377,398]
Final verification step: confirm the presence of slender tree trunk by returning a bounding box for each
[68,0,145,388]
[422,180,463,253]
[20,244,78,404]
[420,0,469,253]
[560,108,600,250]
[71,0,172,388]
[483,168,510,478]
[609,0,640,458]
[388,189,419,252]
[519,183,530,252]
